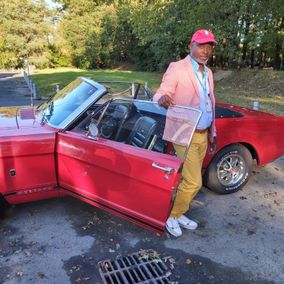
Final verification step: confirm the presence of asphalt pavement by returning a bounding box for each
[0,72,45,107]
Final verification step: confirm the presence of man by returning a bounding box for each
[153,29,217,237]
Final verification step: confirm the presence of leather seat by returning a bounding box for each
[127,116,157,149]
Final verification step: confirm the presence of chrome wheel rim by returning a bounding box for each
[217,154,246,187]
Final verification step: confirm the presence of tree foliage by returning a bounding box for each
[55,0,283,70]
[0,0,52,68]
[1,0,283,70]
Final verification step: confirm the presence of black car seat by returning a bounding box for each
[127,116,157,149]
[99,104,129,140]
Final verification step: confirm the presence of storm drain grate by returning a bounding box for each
[98,250,172,284]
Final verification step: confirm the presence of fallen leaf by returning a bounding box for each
[37,272,45,279]
[186,258,192,264]
[16,271,23,277]
[165,271,172,277]
[247,227,257,235]
[24,250,32,257]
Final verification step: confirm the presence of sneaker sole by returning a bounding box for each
[179,223,198,230]
[166,225,182,237]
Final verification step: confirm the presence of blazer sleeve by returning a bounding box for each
[153,62,178,102]
[207,67,217,138]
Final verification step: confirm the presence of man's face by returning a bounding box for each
[189,42,214,64]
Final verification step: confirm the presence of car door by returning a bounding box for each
[0,128,59,205]
[56,100,201,234]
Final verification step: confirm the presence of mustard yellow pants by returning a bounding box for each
[170,132,208,217]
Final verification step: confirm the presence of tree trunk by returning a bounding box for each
[257,50,263,68]
[250,49,255,69]
[274,44,281,70]
[241,17,250,67]
[274,17,284,70]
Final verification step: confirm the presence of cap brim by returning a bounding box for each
[192,39,217,44]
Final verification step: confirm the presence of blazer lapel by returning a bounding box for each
[183,57,199,96]
[206,66,214,96]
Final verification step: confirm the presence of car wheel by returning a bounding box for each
[204,144,253,194]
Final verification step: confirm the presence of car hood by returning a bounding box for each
[0,106,42,131]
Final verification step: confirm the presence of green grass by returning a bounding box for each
[215,69,284,116]
[31,67,162,98]
[31,67,284,116]
[215,90,284,116]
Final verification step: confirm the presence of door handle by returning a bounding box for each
[152,162,174,174]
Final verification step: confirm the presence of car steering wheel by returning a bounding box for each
[99,116,117,139]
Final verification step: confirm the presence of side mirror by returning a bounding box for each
[87,122,98,140]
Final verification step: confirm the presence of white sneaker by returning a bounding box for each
[166,217,182,237]
[176,215,198,230]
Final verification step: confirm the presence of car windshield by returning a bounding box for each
[38,78,106,129]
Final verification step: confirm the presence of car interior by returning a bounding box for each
[215,105,243,118]
[73,100,173,154]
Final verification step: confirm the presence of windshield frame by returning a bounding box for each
[40,77,108,130]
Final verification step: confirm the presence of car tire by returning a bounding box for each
[204,144,253,194]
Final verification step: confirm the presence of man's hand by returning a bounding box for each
[158,95,175,108]
[209,136,217,153]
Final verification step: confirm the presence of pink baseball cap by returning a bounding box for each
[191,29,217,44]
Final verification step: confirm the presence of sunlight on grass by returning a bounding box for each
[31,68,162,98]
[216,91,284,116]
[215,69,284,116]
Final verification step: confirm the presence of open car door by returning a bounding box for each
[56,100,201,234]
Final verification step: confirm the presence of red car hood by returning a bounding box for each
[0,106,43,131]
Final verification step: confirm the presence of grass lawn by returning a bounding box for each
[31,67,162,98]
[215,69,284,116]
[31,67,284,116]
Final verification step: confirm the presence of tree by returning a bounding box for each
[56,0,118,68]
[2,0,282,71]
[0,0,52,69]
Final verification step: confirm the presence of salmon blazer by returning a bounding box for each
[153,57,216,141]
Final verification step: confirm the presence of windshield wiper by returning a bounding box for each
[36,94,55,110]
[41,112,48,125]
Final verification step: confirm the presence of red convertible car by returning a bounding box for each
[0,77,283,234]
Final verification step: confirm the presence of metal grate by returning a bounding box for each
[98,251,172,284]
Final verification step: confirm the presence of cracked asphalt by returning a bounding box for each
[0,72,284,284]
